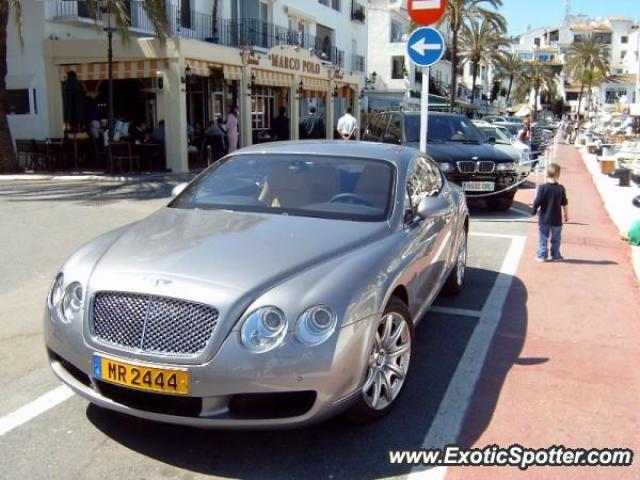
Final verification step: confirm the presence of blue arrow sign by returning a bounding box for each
[407,27,446,67]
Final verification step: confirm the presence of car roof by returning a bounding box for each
[233,140,418,167]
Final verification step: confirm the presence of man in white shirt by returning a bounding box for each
[337,108,358,140]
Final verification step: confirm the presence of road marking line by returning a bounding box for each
[0,385,73,436]
[429,306,482,318]
[511,206,533,217]
[410,235,527,476]
[470,232,526,240]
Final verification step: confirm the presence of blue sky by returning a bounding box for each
[499,0,640,34]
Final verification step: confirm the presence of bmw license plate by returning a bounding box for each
[462,181,495,192]
[92,354,190,395]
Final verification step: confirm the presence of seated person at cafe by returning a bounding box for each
[204,118,227,156]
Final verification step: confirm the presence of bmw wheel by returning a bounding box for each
[348,298,414,422]
[444,229,467,295]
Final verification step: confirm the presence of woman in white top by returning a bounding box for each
[226,106,239,152]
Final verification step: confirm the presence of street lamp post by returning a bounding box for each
[100,1,117,174]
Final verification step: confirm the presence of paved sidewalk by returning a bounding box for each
[449,143,640,479]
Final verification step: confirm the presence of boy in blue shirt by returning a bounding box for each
[532,163,569,262]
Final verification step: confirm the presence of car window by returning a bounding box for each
[405,156,443,217]
[366,113,389,141]
[387,114,403,141]
[405,115,484,144]
[171,154,395,222]
[479,126,511,144]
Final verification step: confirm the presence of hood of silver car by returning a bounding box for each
[90,207,388,297]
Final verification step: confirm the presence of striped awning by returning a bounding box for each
[223,65,242,81]
[254,69,293,87]
[186,59,222,77]
[301,76,330,93]
[59,60,168,81]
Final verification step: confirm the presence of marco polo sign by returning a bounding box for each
[267,46,322,75]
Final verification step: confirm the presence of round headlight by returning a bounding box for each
[295,305,337,346]
[61,282,83,323]
[240,307,288,353]
[48,273,64,308]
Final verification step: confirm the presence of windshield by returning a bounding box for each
[405,115,484,144]
[170,154,395,222]
[479,126,512,145]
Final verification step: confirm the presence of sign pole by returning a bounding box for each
[420,66,430,154]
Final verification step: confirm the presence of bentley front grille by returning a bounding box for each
[91,292,219,356]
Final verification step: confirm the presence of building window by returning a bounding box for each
[391,56,405,79]
[181,0,191,29]
[6,89,31,115]
[621,36,629,44]
[390,20,403,43]
[318,0,340,11]
[534,37,540,47]
[621,50,627,60]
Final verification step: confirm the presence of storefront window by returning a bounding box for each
[252,86,275,142]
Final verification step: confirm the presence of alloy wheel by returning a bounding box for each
[362,312,411,411]
[456,231,467,287]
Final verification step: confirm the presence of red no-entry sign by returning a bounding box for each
[408,0,447,26]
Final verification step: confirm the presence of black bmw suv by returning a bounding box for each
[363,111,522,211]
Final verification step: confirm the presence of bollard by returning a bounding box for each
[206,145,213,167]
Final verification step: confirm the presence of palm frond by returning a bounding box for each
[9,0,22,43]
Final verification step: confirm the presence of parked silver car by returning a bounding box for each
[44,142,469,428]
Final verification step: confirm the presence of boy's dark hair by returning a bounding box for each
[547,163,561,179]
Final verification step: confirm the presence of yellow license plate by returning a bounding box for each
[93,355,190,395]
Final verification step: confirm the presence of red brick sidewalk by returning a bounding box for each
[448,144,640,479]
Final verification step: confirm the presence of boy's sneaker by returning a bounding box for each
[536,256,547,262]
[551,256,564,262]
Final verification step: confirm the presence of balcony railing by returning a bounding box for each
[52,1,346,67]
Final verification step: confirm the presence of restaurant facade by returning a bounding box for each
[45,36,363,173]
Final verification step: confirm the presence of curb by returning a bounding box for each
[578,147,640,283]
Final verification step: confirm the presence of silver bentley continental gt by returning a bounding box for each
[44,141,468,428]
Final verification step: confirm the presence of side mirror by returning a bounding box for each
[171,182,189,197]
[487,136,496,144]
[382,133,400,145]
[417,196,450,220]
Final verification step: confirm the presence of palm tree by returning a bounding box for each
[565,33,610,120]
[496,51,524,105]
[440,0,506,112]
[0,0,170,173]
[581,68,608,113]
[458,18,508,104]
[516,61,558,118]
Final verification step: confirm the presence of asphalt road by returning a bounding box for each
[0,179,532,480]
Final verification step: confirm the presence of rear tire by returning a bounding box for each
[347,298,414,423]
[443,229,467,295]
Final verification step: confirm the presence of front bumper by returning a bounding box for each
[44,311,378,429]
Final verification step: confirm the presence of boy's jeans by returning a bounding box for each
[538,224,563,259]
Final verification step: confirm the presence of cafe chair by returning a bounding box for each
[109,142,140,174]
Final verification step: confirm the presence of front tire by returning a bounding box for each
[347,298,414,423]
[486,194,514,211]
[443,229,467,295]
